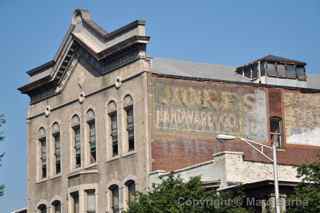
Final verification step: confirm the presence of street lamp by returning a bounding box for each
[216,134,280,213]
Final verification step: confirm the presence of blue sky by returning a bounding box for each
[0,0,319,212]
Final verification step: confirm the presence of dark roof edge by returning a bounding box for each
[239,55,307,68]
[102,20,146,42]
[150,72,320,92]
[26,60,55,76]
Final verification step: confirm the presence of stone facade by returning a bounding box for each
[19,9,320,213]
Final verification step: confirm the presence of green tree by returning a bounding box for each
[287,162,320,213]
[126,175,249,213]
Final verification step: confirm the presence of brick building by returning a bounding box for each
[19,9,320,213]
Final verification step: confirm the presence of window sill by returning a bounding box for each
[50,174,62,180]
[106,155,121,163]
[36,178,49,184]
[122,151,137,158]
[84,163,98,170]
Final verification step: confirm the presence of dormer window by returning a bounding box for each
[237,55,307,83]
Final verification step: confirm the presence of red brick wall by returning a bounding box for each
[151,136,213,171]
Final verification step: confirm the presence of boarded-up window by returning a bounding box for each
[286,65,296,79]
[266,63,277,77]
[297,66,306,80]
[277,64,286,78]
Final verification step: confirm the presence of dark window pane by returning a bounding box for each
[110,112,118,156]
[74,126,81,168]
[126,106,135,151]
[111,185,119,213]
[270,117,283,148]
[126,180,136,204]
[88,121,96,163]
[39,137,47,178]
[53,133,61,174]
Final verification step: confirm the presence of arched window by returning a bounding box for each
[109,184,120,213]
[52,123,61,175]
[37,204,47,213]
[87,109,96,164]
[38,127,47,179]
[270,116,283,148]
[52,200,61,213]
[108,101,118,157]
[124,95,134,152]
[72,115,81,168]
[125,180,136,205]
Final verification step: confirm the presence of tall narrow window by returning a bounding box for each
[110,185,120,213]
[124,95,134,152]
[38,128,47,179]
[125,180,136,205]
[108,101,118,157]
[52,123,61,175]
[38,204,47,213]
[270,117,283,148]
[71,191,79,213]
[87,110,96,164]
[52,200,61,213]
[72,115,81,168]
[86,189,96,213]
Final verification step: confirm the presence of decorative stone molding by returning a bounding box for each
[79,91,86,104]
[45,105,51,117]
[115,76,122,89]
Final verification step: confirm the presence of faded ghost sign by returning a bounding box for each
[284,92,320,146]
[153,80,268,141]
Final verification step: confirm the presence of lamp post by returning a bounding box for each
[216,134,280,213]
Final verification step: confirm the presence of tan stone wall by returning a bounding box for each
[284,91,320,146]
[27,59,150,212]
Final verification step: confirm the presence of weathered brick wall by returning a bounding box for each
[150,76,269,171]
[150,75,320,172]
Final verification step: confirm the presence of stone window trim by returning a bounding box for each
[68,184,98,213]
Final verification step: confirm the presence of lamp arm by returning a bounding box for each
[239,138,273,162]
